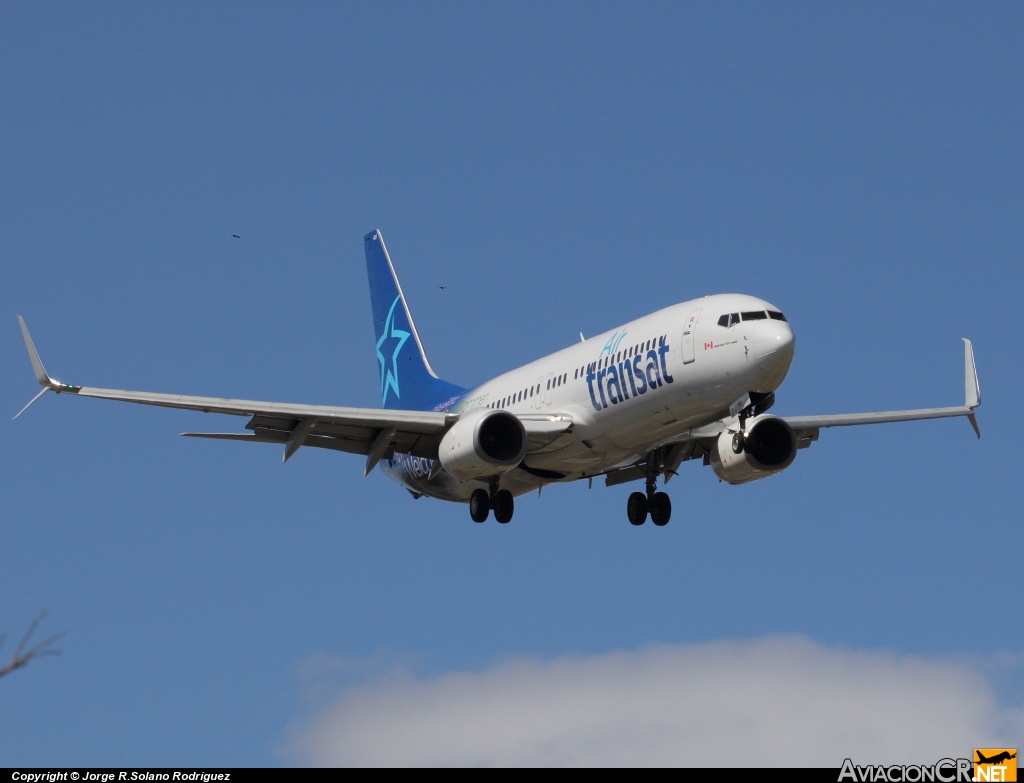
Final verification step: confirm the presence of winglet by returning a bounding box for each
[963,339,980,409]
[18,315,53,388]
[13,316,80,419]
[963,338,981,438]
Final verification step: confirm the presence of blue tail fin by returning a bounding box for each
[364,230,466,411]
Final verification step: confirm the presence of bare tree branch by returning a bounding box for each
[0,610,65,680]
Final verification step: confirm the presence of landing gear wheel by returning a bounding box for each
[649,492,672,526]
[732,432,745,454]
[627,492,648,526]
[469,488,490,523]
[492,489,514,524]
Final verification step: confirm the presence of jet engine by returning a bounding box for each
[438,408,527,480]
[710,414,797,485]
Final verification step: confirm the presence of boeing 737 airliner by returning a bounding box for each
[16,230,981,525]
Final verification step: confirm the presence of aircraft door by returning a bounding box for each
[534,376,545,409]
[682,309,702,364]
[543,372,555,405]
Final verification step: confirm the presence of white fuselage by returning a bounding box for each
[383,293,796,500]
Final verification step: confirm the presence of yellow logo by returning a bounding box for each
[974,749,1017,782]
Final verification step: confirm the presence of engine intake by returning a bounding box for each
[710,414,797,485]
[438,409,527,480]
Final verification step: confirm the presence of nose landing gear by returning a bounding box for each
[626,474,672,526]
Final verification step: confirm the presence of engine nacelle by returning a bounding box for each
[438,408,527,481]
[710,414,797,485]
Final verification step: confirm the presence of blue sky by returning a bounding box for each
[1,3,1021,766]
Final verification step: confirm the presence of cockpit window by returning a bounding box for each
[768,310,787,322]
[717,313,740,328]
[741,310,768,321]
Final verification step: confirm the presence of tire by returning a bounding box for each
[470,488,490,523]
[650,492,672,526]
[492,489,514,524]
[732,432,745,454]
[627,492,648,526]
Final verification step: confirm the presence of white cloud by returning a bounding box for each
[285,636,1023,767]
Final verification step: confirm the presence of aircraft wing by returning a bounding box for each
[782,338,981,439]
[15,316,454,472]
[611,338,981,487]
[15,316,574,475]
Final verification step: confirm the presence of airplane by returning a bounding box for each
[976,752,1016,765]
[15,229,981,526]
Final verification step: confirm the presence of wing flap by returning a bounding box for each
[182,430,374,456]
[182,426,442,461]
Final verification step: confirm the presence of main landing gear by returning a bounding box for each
[469,482,514,524]
[626,474,672,526]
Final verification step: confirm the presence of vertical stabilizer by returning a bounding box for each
[364,230,465,411]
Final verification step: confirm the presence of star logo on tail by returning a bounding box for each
[376,296,410,405]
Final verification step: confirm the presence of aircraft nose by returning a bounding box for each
[751,321,795,365]
[750,321,794,390]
